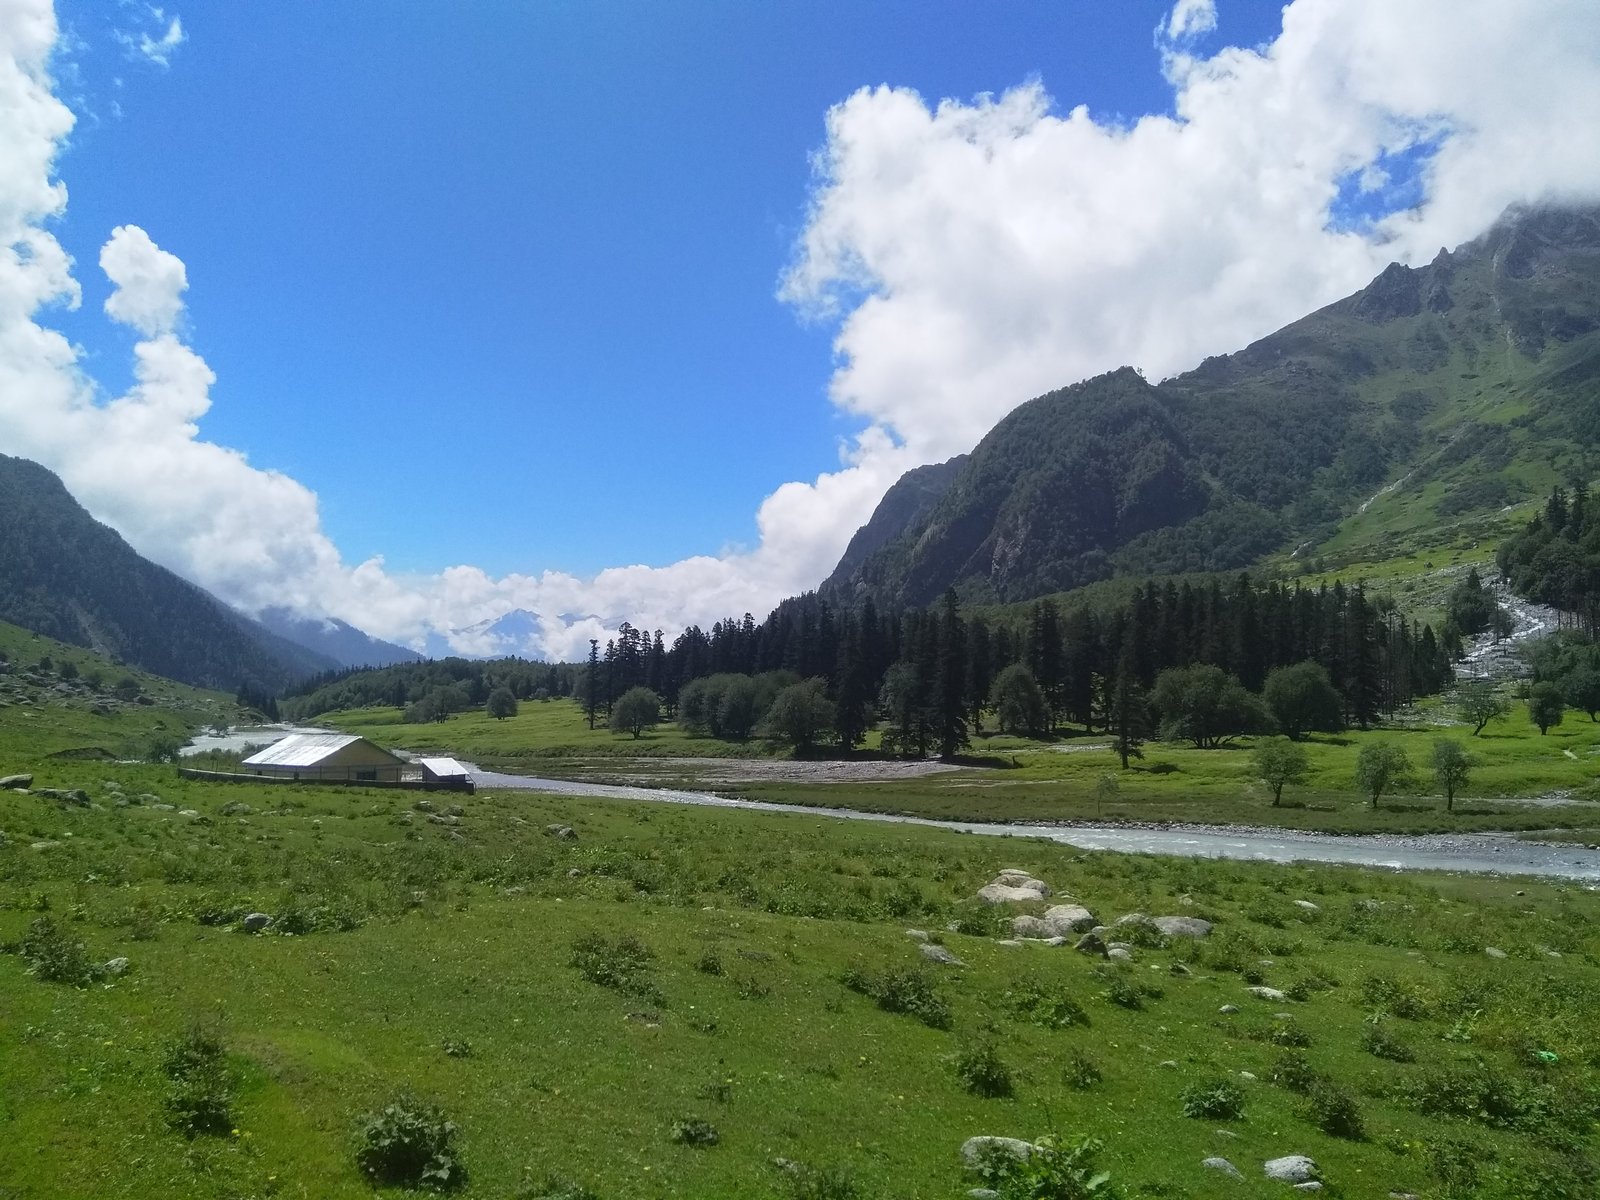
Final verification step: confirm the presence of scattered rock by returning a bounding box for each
[1202,1157,1242,1178]
[979,883,1049,905]
[413,799,437,813]
[101,957,130,977]
[0,773,32,789]
[1107,947,1134,963]
[959,1136,1037,1169]
[1152,915,1213,939]
[35,787,90,807]
[1263,1155,1318,1184]
[1011,915,1054,938]
[1219,1005,1239,1014]
[1169,962,1193,976]
[427,813,461,826]
[1159,1059,1179,1069]
[1042,904,1096,934]
[1239,1071,1257,1081]
[1485,946,1507,959]
[995,939,1023,948]
[545,823,578,840]
[968,1191,1000,1200]
[566,867,583,878]
[1293,900,1320,911]
[1294,1185,1324,1193]
[1074,930,1108,956]
[150,803,175,812]
[242,912,273,933]
[905,929,930,942]
[29,841,58,851]
[219,802,254,817]
[1247,986,1288,1003]
[920,943,965,966]
[178,809,200,818]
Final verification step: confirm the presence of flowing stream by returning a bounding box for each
[470,769,1600,882]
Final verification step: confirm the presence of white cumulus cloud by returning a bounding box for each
[2,0,1599,664]
[101,223,186,334]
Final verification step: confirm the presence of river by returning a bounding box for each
[470,769,1600,882]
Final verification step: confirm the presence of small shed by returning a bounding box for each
[241,733,404,783]
[417,756,475,792]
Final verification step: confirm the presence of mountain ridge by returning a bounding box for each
[823,201,1600,609]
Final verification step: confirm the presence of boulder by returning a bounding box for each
[920,943,965,967]
[0,773,32,789]
[1247,986,1288,1002]
[1485,946,1507,959]
[979,883,1049,905]
[959,1136,1037,1169]
[1293,900,1320,911]
[1042,904,1095,934]
[545,823,578,840]
[1263,1156,1318,1184]
[1219,1004,1240,1014]
[1074,931,1108,956]
[905,929,930,942]
[1202,1157,1242,1178]
[1010,915,1054,938]
[101,957,130,977]
[219,802,254,817]
[242,912,273,933]
[1152,916,1213,939]
[35,787,90,807]
[1293,1185,1323,1193]
[1107,947,1134,963]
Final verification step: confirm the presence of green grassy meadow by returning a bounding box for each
[313,694,1600,837]
[4,761,1600,1199]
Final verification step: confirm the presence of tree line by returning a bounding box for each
[1497,483,1600,633]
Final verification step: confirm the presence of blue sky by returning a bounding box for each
[51,0,1284,577]
[7,0,1596,657]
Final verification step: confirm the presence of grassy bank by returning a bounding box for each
[3,760,1600,1197]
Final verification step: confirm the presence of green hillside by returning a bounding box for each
[825,204,1600,609]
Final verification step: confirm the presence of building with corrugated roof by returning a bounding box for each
[240,733,404,783]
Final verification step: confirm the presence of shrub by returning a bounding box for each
[695,949,723,976]
[17,916,99,987]
[970,1135,1122,1199]
[513,1174,598,1200]
[355,1095,466,1191]
[1063,1050,1104,1090]
[162,1024,234,1137]
[441,1037,472,1059]
[842,965,952,1030]
[1361,1022,1416,1063]
[952,1041,1014,1098]
[1007,975,1090,1029]
[669,1116,720,1147]
[1268,1050,1319,1094]
[1304,1079,1365,1139]
[569,931,663,1005]
[1180,1078,1245,1120]
[779,1162,860,1200]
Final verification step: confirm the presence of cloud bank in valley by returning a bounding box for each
[1,0,1598,660]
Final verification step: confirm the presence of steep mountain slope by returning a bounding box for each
[257,607,423,670]
[825,203,1600,607]
[0,454,338,692]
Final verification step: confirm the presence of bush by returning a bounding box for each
[695,949,724,976]
[669,1116,720,1147]
[1304,1079,1365,1139]
[1063,1050,1104,1090]
[1180,1078,1245,1120]
[17,916,99,987]
[1361,1022,1416,1063]
[842,964,952,1030]
[970,1135,1122,1199]
[1268,1050,1319,1094]
[569,931,663,1005]
[1007,975,1090,1029]
[952,1041,1014,1098]
[355,1095,466,1191]
[162,1024,234,1137]
[779,1162,860,1200]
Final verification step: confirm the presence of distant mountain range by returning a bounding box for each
[0,454,340,691]
[823,203,1600,608]
[256,607,422,671]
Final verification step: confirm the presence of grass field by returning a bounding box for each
[4,759,1600,1199]
[314,694,1600,836]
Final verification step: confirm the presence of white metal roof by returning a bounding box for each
[241,732,371,768]
[417,756,471,778]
